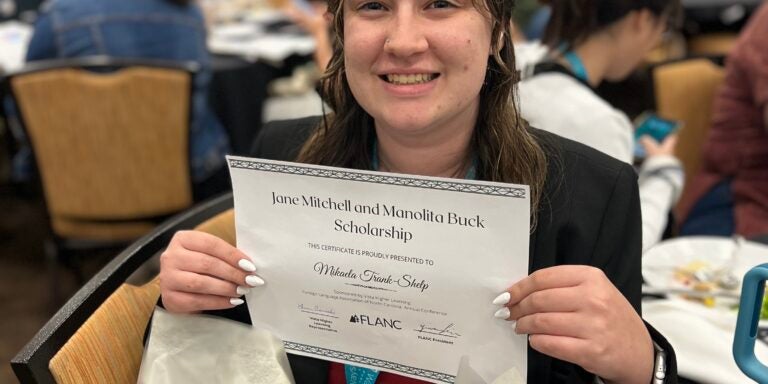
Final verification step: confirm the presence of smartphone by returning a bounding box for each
[633,112,682,159]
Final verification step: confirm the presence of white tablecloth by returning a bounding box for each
[642,237,768,383]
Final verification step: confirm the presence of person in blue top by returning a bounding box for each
[17,0,230,200]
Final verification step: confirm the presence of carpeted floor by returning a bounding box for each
[0,183,109,383]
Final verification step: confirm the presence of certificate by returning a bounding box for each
[228,156,530,383]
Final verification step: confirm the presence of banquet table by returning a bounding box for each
[0,15,316,156]
[642,236,768,383]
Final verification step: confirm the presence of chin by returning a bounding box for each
[376,114,435,134]
[365,103,429,130]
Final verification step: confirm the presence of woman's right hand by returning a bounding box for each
[159,230,265,314]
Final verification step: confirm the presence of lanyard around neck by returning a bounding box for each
[562,50,590,84]
[349,139,477,383]
[345,364,379,384]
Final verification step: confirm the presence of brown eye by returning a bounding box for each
[360,1,385,11]
[428,0,454,9]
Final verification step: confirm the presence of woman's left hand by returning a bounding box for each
[497,265,654,384]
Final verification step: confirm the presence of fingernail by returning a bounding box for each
[494,307,510,319]
[510,320,517,330]
[492,292,511,305]
[236,286,251,295]
[230,298,244,306]
[238,259,256,272]
[246,275,265,287]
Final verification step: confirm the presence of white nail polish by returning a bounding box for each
[230,298,244,306]
[492,292,511,305]
[238,259,256,272]
[494,307,510,319]
[246,275,265,287]
[236,286,251,295]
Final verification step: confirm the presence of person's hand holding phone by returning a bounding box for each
[639,133,677,158]
[633,112,681,160]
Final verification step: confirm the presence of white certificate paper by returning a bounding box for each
[228,156,530,383]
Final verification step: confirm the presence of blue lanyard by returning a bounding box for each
[345,364,380,384]
[348,140,476,383]
[371,141,477,180]
[562,50,590,84]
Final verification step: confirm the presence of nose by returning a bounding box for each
[383,12,429,58]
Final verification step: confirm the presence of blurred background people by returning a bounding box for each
[516,0,684,252]
[512,0,550,42]
[282,0,330,74]
[17,0,231,200]
[679,4,768,238]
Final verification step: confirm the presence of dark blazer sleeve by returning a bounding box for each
[249,116,320,161]
[590,163,643,313]
[528,130,677,383]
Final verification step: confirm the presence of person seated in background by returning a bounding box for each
[512,0,549,41]
[283,0,332,74]
[516,0,684,253]
[16,0,230,201]
[678,4,768,238]
[156,0,678,382]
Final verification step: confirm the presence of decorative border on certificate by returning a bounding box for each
[284,341,456,383]
[229,159,526,198]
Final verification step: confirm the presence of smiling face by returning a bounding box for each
[342,0,493,139]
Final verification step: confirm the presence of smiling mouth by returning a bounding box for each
[381,73,440,85]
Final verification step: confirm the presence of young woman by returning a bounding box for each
[158,0,677,383]
[517,0,684,252]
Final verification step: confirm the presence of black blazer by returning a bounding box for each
[216,116,677,383]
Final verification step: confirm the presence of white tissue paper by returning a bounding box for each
[138,307,295,384]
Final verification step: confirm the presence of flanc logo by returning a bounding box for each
[349,314,402,330]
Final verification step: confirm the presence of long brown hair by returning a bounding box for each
[541,0,682,49]
[296,0,548,225]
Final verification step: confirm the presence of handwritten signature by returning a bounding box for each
[298,303,336,316]
[414,323,461,338]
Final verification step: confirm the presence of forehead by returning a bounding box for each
[339,0,491,13]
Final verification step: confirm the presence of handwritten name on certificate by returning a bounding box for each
[228,157,530,383]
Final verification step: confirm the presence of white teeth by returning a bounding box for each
[386,74,435,85]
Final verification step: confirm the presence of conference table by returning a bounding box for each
[0,14,316,156]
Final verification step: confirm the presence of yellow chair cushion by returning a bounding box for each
[49,279,160,384]
[46,208,235,383]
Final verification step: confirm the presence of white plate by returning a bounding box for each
[643,236,768,289]
[643,236,768,322]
